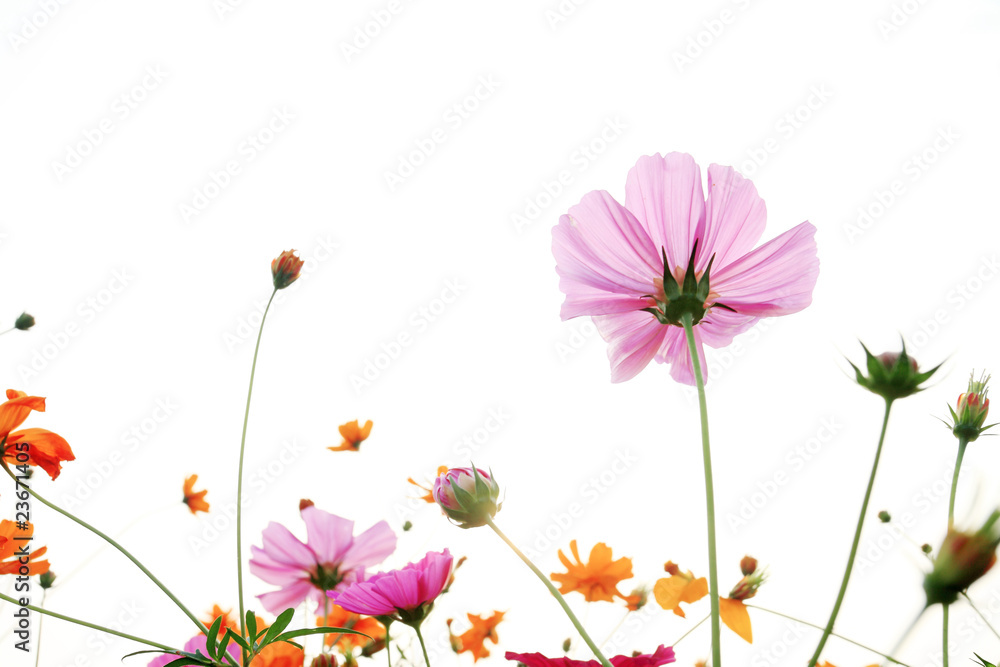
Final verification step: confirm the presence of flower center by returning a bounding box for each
[641,242,732,327]
[310,563,343,591]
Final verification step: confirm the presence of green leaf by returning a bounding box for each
[275,626,371,642]
[246,610,258,644]
[223,627,252,652]
[260,607,296,647]
[206,616,222,657]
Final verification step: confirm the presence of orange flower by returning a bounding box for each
[0,520,49,576]
[318,604,385,653]
[0,390,74,480]
[271,250,305,290]
[329,420,373,452]
[551,541,633,602]
[408,466,449,503]
[251,640,305,667]
[622,585,649,612]
[452,611,505,661]
[183,475,210,514]
[201,605,260,637]
[718,597,752,643]
[652,561,708,618]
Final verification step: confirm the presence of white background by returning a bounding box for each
[1,1,999,665]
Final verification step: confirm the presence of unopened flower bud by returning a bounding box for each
[924,511,1000,606]
[311,655,337,667]
[664,561,680,575]
[403,520,413,532]
[433,467,501,528]
[850,342,939,401]
[271,249,304,290]
[740,555,757,576]
[922,543,933,554]
[562,638,571,653]
[14,312,34,331]
[38,571,56,589]
[949,371,993,442]
[728,562,767,601]
[878,510,891,523]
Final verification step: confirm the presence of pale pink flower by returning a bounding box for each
[329,549,454,625]
[249,504,396,614]
[147,635,241,666]
[553,152,819,384]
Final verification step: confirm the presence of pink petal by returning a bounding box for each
[301,507,355,565]
[339,520,396,573]
[713,221,819,317]
[558,283,649,320]
[624,153,705,273]
[254,522,315,571]
[256,579,315,615]
[415,550,452,602]
[697,164,767,272]
[653,326,708,386]
[592,311,669,383]
[373,568,422,610]
[697,308,760,349]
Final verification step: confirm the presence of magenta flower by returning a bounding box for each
[329,549,454,626]
[506,645,676,667]
[147,635,241,666]
[553,152,819,384]
[433,467,501,528]
[249,504,397,614]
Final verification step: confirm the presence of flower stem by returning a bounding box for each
[485,516,613,667]
[236,287,277,660]
[807,398,894,667]
[745,604,910,665]
[884,606,926,667]
[385,621,394,667]
[413,623,432,667]
[942,604,950,667]
[34,590,45,667]
[670,614,709,647]
[962,592,1000,641]
[680,315,721,667]
[0,463,209,636]
[0,591,175,651]
[948,439,968,528]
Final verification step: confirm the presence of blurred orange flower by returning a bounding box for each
[183,475,210,514]
[551,541,633,602]
[251,640,304,667]
[452,611,505,661]
[0,520,49,576]
[0,390,75,480]
[318,604,385,653]
[408,466,449,503]
[329,420,373,452]
[652,561,708,618]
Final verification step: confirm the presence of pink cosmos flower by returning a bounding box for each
[249,504,397,614]
[505,645,676,667]
[553,152,819,384]
[329,549,454,625]
[147,635,241,666]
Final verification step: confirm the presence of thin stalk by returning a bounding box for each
[948,439,968,528]
[680,315,721,667]
[485,517,613,667]
[34,590,45,667]
[746,604,909,665]
[598,609,630,648]
[942,604,950,667]
[963,592,1000,642]
[413,624,432,667]
[807,398,894,667]
[236,287,277,663]
[884,607,926,667]
[670,614,709,648]
[0,463,209,636]
[0,591,174,651]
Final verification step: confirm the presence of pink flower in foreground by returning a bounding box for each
[329,549,453,626]
[505,645,676,667]
[249,504,397,614]
[553,152,819,384]
[147,634,241,666]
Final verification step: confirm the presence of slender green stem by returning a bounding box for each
[680,315,721,667]
[962,592,1000,642]
[807,398,894,667]
[34,590,45,667]
[385,620,394,667]
[746,604,909,665]
[884,606,926,667]
[236,287,277,662]
[942,604,950,667]
[413,624,432,667]
[948,439,968,528]
[0,591,175,651]
[0,327,15,336]
[669,614,709,648]
[323,594,331,654]
[0,463,210,637]
[598,609,630,648]
[485,517,613,667]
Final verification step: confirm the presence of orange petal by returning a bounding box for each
[5,428,75,480]
[719,597,752,643]
[653,576,685,610]
[681,577,709,604]
[0,391,45,438]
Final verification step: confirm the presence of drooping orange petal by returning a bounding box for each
[654,571,708,618]
[0,520,49,576]
[5,428,75,480]
[0,390,45,439]
[680,577,709,603]
[330,420,374,452]
[551,540,633,603]
[719,597,752,643]
[182,475,210,514]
